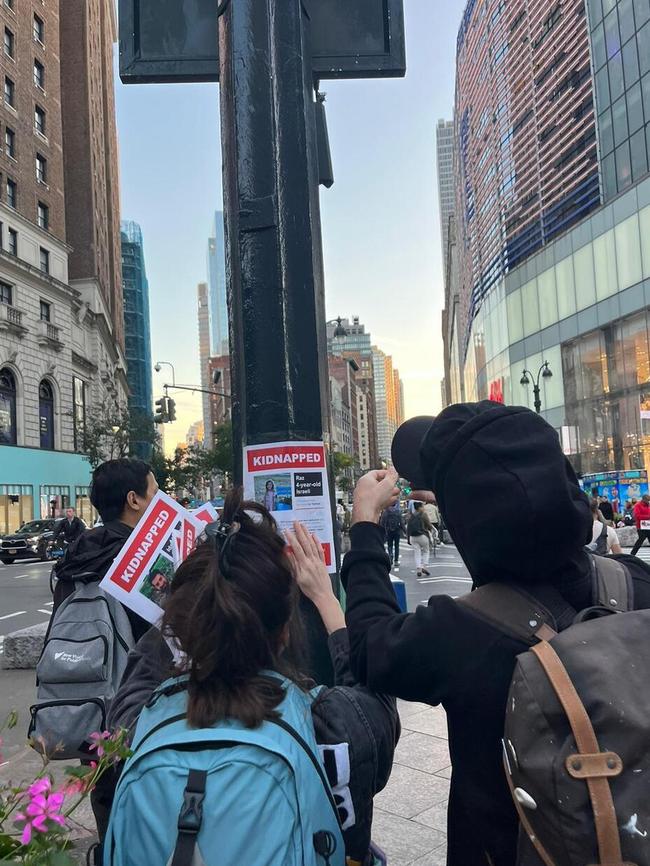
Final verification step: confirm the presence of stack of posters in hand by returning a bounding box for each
[99,491,219,626]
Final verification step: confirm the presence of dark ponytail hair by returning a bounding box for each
[162,489,306,729]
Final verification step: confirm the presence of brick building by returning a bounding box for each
[60,0,123,350]
[0,0,127,532]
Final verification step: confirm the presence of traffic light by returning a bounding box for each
[167,398,177,423]
[154,396,169,424]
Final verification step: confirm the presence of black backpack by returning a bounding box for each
[383,509,402,534]
[461,556,650,866]
[407,513,424,537]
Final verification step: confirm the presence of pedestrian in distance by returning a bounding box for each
[52,506,86,544]
[379,501,404,571]
[101,492,398,866]
[342,401,650,866]
[631,493,650,555]
[598,495,615,525]
[587,498,622,555]
[407,501,431,577]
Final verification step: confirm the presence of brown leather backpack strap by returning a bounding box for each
[458,583,558,645]
[531,640,624,866]
[590,555,633,613]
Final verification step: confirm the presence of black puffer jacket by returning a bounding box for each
[95,627,399,864]
[52,520,149,641]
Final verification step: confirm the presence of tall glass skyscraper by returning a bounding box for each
[121,221,153,450]
[447,0,650,480]
[207,211,229,356]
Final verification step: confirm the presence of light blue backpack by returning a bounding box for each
[103,673,344,866]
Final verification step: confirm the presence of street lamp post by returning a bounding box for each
[520,361,553,414]
[154,361,176,387]
[327,317,349,339]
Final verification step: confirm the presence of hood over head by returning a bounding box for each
[417,402,592,586]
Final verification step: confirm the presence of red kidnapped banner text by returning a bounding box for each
[247,444,325,473]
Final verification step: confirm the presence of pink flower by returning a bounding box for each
[63,777,86,796]
[15,790,65,845]
[28,778,51,797]
[88,731,111,758]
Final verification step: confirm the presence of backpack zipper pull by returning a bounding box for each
[313,830,337,865]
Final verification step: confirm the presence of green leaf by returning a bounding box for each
[45,851,76,866]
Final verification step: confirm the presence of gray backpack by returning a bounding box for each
[585,520,609,557]
[461,555,650,866]
[29,582,135,760]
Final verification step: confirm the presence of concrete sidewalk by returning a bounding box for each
[373,701,450,866]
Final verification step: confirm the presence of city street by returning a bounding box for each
[394,541,472,609]
[0,559,53,658]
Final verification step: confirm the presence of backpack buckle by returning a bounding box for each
[178,791,204,834]
[177,769,207,835]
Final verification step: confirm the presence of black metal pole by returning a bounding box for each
[218,0,333,683]
[534,384,542,414]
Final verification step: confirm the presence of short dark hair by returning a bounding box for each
[90,458,152,522]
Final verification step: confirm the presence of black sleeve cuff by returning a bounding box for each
[341,522,391,589]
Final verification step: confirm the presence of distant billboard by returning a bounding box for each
[119,0,406,84]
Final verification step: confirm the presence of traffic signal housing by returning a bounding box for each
[154,396,169,424]
[167,398,177,423]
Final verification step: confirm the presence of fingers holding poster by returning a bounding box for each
[243,442,335,570]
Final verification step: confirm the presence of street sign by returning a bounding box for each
[119,0,405,84]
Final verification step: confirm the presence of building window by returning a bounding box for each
[0,368,17,446]
[37,201,49,230]
[33,59,44,90]
[4,27,14,59]
[7,227,17,256]
[5,126,14,159]
[73,377,86,452]
[4,76,14,107]
[39,299,50,321]
[0,281,12,305]
[39,249,49,274]
[0,485,34,536]
[33,15,44,45]
[6,178,16,209]
[39,380,54,450]
[34,105,45,135]
[36,153,47,184]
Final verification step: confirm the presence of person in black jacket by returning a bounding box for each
[95,496,398,866]
[342,402,650,866]
[52,458,158,641]
[52,507,86,544]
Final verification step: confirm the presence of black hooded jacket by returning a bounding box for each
[342,402,650,866]
[53,520,150,641]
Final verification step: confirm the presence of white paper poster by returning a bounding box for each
[99,490,204,625]
[242,441,336,569]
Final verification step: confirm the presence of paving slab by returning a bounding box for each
[378,703,450,865]
[371,808,446,866]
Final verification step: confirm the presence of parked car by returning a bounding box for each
[0,519,66,564]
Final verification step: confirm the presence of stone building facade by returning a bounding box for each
[0,0,126,533]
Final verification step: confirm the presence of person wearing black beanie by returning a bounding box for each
[341,401,650,866]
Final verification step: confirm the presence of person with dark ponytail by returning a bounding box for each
[99,490,398,866]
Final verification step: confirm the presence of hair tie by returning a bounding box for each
[205,519,241,579]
